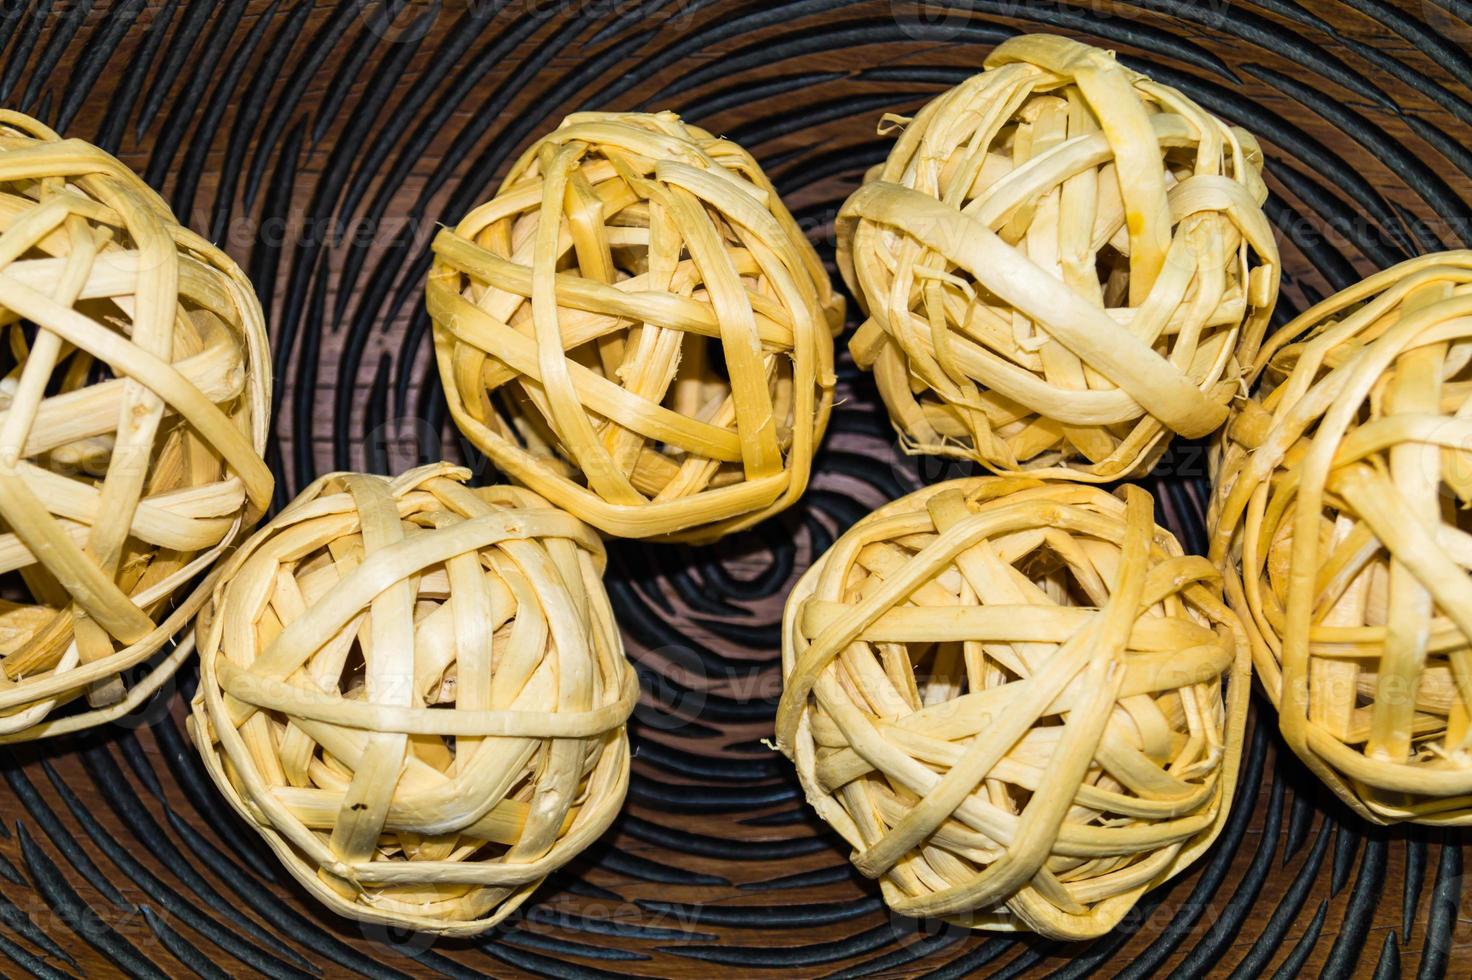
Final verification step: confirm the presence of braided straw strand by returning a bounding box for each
[777,477,1248,938]
[1211,250,1472,825]
[838,34,1279,481]
[0,109,271,740]
[429,110,844,543]
[189,463,635,935]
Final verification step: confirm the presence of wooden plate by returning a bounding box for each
[1,2,1467,976]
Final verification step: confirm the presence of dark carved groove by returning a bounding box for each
[0,3,1460,976]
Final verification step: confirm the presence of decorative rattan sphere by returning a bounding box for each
[189,464,637,935]
[837,34,1280,481]
[1210,251,1472,825]
[0,110,272,740]
[428,110,844,544]
[777,478,1248,938]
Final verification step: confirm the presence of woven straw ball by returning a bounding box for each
[428,110,844,544]
[838,34,1280,481]
[777,478,1248,938]
[189,464,636,935]
[1210,251,1472,825]
[0,110,271,740]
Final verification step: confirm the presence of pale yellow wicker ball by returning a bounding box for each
[189,464,637,935]
[838,34,1280,481]
[777,477,1248,939]
[1210,251,1472,826]
[0,110,272,740]
[428,110,844,544]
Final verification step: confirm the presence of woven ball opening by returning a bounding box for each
[837,34,1280,481]
[778,478,1248,939]
[190,464,636,935]
[1211,251,1472,825]
[429,110,843,543]
[0,109,272,740]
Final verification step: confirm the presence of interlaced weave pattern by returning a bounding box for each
[190,464,637,935]
[838,34,1280,481]
[778,478,1248,938]
[0,109,271,739]
[1211,251,1472,825]
[428,110,844,543]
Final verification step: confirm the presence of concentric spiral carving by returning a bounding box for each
[0,2,1465,977]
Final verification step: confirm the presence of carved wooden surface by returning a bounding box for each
[0,1,1468,976]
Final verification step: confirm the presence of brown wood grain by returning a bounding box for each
[0,1,1467,977]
